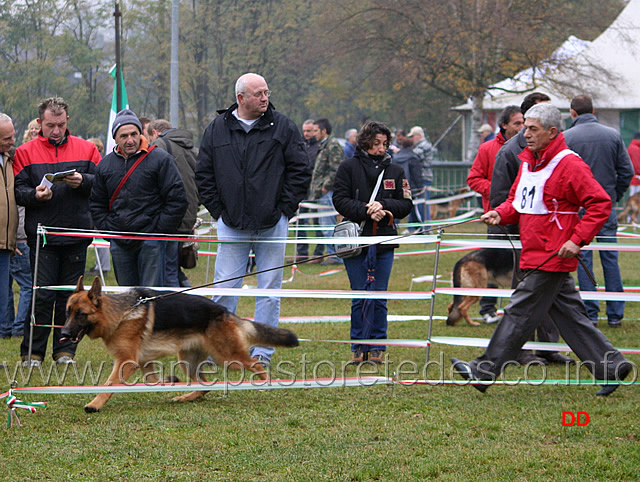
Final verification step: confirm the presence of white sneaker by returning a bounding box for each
[55,355,76,365]
[482,313,501,324]
[22,359,41,368]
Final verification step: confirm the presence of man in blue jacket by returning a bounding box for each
[90,109,187,287]
[196,73,311,366]
[564,94,634,328]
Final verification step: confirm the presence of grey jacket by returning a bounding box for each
[564,113,633,204]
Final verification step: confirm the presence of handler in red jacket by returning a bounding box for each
[452,104,630,396]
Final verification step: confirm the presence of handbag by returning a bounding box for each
[178,218,202,269]
[333,170,386,259]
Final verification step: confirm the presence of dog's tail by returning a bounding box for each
[232,314,299,348]
[446,258,465,325]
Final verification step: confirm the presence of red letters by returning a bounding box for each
[562,411,589,426]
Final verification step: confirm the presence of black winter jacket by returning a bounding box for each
[333,149,413,251]
[89,139,187,248]
[195,103,311,230]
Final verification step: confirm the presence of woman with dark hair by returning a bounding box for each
[333,121,414,364]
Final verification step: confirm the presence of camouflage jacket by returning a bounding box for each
[413,138,434,184]
[309,135,343,199]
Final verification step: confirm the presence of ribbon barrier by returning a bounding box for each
[2,377,391,396]
[4,390,47,428]
[393,379,640,387]
[299,338,431,348]
[10,221,637,429]
[429,336,640,354]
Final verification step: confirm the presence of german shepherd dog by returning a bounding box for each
[62,276,299,413]
[618,193,640,224]
[446,249,514,326]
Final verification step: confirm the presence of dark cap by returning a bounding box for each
[112,109,142,138]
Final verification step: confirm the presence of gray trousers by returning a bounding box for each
[471,270,628,382]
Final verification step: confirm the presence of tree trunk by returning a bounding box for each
[467,93,485,162]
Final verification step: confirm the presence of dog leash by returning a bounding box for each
[495,225,598,287]
[133,217,481,306]
[518,250,598,287]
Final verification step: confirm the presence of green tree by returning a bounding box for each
[313,0,625,160]
[0,0,110,139]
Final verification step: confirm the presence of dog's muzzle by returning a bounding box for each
[60,325,88,344]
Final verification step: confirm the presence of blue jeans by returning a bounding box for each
[214,215,288,359]
[7,242,32,336]
[313,191,337,257]
[110,240,167,286]
[0,250,11,337]
[419,181,432,227]
[165,241,180,287]
[577,216,624,323]
[343,248,394,353]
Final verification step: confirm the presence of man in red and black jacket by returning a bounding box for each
[14,97,101,367]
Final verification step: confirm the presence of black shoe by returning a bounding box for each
[608,320,622,328]
[516,353,548,365]
[539,352,575,365]
[596,385,620,396]
[597,363,631,397]
[450,357,487,393]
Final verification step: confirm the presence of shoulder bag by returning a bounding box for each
[333,169,385,259]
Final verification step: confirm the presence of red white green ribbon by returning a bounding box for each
[5,390,47,428]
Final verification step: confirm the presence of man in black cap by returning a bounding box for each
[90,108,187,287]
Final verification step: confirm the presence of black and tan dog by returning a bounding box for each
[446,248,514,326]
[62,276,299,413]
[618,193,640,224]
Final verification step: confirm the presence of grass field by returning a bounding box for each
[2,222,640,480]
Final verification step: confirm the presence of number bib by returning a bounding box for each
[513,149,573,214]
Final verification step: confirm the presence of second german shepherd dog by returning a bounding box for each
[446,248,514,326]
[618,192,640,224]
[62,276,299,413]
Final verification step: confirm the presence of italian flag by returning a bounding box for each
[106,64,129,154]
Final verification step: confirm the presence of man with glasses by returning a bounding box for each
[196,73,310,367]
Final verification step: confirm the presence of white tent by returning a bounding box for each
[454,0,640,154]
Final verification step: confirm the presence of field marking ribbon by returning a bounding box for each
[6,390,47,428]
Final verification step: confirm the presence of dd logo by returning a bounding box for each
[562,411,590,426]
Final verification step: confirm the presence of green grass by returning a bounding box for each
[2,223,640,480]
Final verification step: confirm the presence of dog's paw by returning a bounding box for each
[84,404,100,413]
[171,395,188,403]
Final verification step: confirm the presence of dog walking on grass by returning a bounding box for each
[446,248,514,326]
[62,276,299,413]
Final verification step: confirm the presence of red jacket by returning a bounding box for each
[467,132,505,212]
[13,132,101,244]
[628,139,640,186]
[495,132,610,272]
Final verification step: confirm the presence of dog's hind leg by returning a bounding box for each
[446,297,463,325]
[84,359,139,413]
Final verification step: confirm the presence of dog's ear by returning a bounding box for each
[88,276,102,308]
[74,275,85,293]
